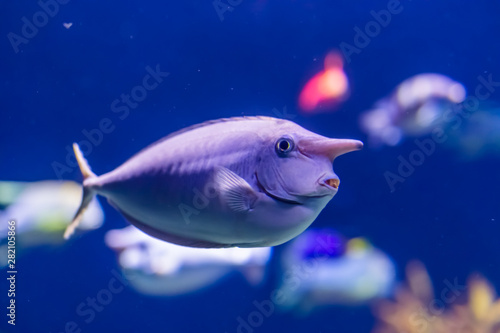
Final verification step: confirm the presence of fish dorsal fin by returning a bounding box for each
[130,116,283,159]
[214,167,258,212]
[163,116,280,141]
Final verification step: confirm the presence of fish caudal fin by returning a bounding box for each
[64,143,98,240]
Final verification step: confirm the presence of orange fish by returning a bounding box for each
[299,51,349,113]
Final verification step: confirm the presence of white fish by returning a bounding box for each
[0,180,103,236]
[0,180,104,266]
[105,226,271,295]
[359,73,466,146]
[65,116,362,248]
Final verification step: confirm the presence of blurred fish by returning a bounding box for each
[298,51,350,113]
[444,107,500,160]
[65,116,362,248]
[277,229,395,314]
[359,73,466,146]
[105,226,272,295]
[0,180,104,265]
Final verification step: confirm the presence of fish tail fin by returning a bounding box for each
[64,143,98,240]
[73,142,97,179]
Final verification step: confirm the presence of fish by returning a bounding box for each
[298,51,350,113]
[0,180,104,267]
[105,226,272,295]
[277,229,395,313]
[65,116,362,248]
[359,73,466,147]
[0,180,103,239]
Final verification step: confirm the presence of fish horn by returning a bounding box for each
[300,137,363,161]
[64,143,99,239]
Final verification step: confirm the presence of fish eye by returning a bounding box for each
[275,137,294,156]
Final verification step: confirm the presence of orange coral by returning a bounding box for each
[372,261,500,333]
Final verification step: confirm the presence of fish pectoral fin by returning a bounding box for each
[214,167,258,212]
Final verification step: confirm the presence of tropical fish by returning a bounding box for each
[0,180,103,238]
[443,107,500,160]
[65,116,362,248]
[277,229,396,313]
[105,226,272,295]
[359,73,466,147]
[298,51,350,113]
[0,180,103,266]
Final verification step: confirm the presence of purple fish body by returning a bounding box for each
[65,116,362,248]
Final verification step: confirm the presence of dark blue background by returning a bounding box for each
[1,1,500,332]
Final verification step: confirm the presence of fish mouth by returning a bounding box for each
[324,178,340,189]
[319,174,340,192]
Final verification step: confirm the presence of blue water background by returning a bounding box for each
[1,1,500,332]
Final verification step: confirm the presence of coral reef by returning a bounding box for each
[372,261,500,333]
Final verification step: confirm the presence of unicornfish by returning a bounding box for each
[65,116,362,248]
